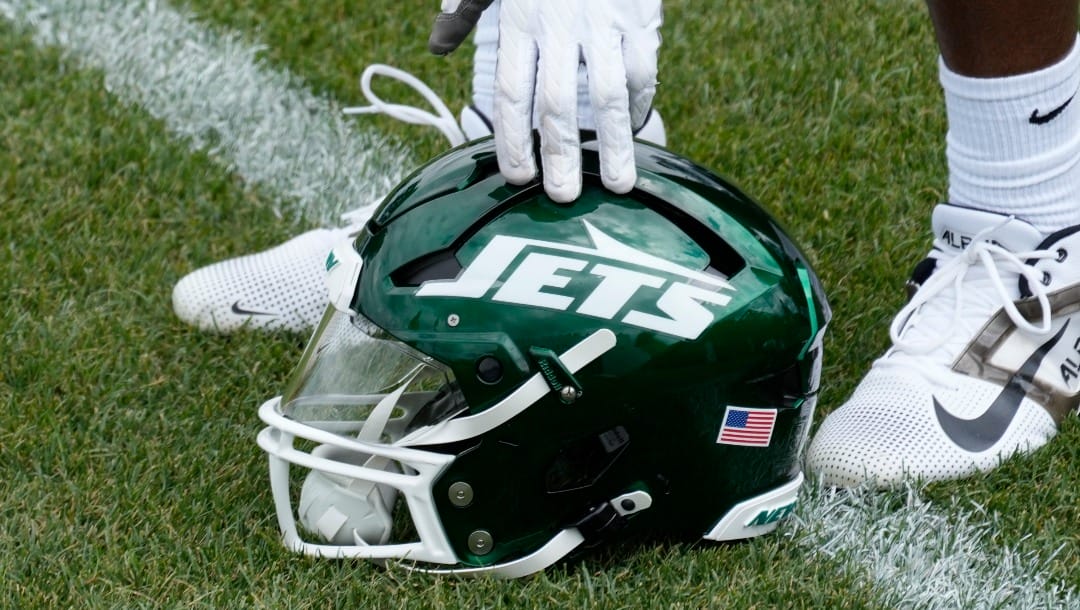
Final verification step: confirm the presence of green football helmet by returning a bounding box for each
[256,138,830,577]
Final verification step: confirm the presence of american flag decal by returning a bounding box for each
[717,406,777,447]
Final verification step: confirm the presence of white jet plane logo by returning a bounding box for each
[416,220,736,340]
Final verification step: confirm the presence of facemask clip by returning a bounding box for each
[529,346,584,404]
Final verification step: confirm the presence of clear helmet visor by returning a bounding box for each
[282,307,468,441]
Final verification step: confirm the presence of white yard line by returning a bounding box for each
[0,0,411,226]
[2,1,1077,607]
[791,484,1078,609]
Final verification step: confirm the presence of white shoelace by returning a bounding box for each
[343,63,468,148]
[338,64,470,229]
[878,222,1058,385]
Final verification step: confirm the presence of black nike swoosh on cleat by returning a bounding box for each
[230,301,278,317]
[933,319,1070,453]
[1029,94,1074,125]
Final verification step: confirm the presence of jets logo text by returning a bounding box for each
[416,221,735,340]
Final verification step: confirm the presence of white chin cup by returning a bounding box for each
[298,445,401,545]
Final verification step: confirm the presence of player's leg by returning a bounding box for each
[808,0,1080,487]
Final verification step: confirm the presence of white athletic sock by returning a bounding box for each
[470,0,595,130]
[940,36,1080,234]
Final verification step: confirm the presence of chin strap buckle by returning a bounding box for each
[571,490,653,541]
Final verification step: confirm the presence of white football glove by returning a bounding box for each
[430,0,662,204]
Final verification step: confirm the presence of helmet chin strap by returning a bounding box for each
[396,328,617,446]
[298,452,399,545]
[408,489,654,578]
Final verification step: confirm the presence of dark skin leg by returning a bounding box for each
[926,0,1077,77]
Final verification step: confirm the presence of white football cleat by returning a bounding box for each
[172,225,359,333]
[173,64,667,333]
[807,203,1080,488]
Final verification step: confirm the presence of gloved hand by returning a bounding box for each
[430,0,662,204]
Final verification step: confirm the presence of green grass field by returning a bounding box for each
[2,1,1079,607]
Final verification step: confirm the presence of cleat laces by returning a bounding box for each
[879,222,1059,386]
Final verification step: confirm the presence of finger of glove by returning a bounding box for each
[493,2,539,186]
[622,30,659,129]
[614,0,661,129]
[429,0,496,55]
[582,28,636,195]
[535,15,583,202]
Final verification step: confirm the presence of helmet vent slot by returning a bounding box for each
[637,193,745,279]
[391,249,462,287]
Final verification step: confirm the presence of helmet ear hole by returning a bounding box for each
[475,356,503,385]
[544,426,631,493]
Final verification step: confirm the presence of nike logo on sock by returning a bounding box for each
[933,320,1069,452]
[231,300,277,317]
[1029,94,1074,125]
